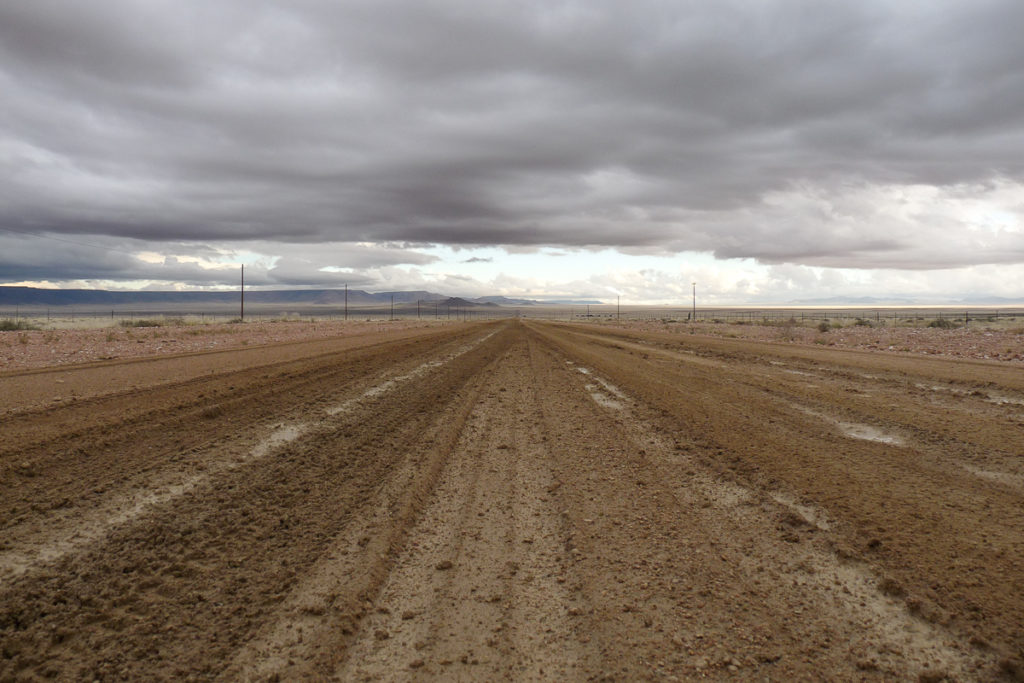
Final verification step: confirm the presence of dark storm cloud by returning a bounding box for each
[0,232,435,287]
[2,0,1023,281]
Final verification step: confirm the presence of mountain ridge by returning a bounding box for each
[0,286,542,307]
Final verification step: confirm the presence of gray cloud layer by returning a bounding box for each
[2,0,1023,281]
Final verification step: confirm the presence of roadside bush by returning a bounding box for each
[817,321,831,333]
[778,317,799,341]
[928,318,958,329]
[0,319,40,331]
[120,319,163,328]
[854,318,872,327]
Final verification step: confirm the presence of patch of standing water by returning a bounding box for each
[987,394,1024,407]
[914,383,1024,408]
[961,464,1024,489]
[576,367,627,410]
[794,405,903,446]
[577,367,626,397]
[584,383,623,410]
[251,423,308,459]
[836,421,903,445]
[770,491,833,531]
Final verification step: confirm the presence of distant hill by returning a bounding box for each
[376,290,448,304]
[474,296,539,305]
[440,297,499,308]
[0,286,526,308]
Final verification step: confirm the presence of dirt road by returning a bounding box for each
[1,320,1022,680]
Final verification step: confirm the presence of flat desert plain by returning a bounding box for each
[1,319,1022,681]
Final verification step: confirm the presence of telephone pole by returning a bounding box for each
[344,283,348,320]
[240,264,245,321]
[692,282,696,321]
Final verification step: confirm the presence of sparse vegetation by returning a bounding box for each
[778,317,799,341]
[120,319,164,328]
[0,319,40,331]
[928,318,959,329]
[118,317,187,328]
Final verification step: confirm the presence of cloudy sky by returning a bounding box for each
[2,0,1023,304]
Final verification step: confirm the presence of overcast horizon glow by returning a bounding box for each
[2,1,1023,304]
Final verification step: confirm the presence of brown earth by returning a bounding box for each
[1,320,1022,681]
[600,318,1024,363]
[0,320,440,372]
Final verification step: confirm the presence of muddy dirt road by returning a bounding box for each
[1,320,1022,681]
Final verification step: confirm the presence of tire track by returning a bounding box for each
[0,329,498,582]
[0,324,505,680]
[530,321,1021,678]
[334,334,586,681]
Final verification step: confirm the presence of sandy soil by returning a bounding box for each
[599,319,1024,363]
[1,320,1022,680]
[0,320,440,372]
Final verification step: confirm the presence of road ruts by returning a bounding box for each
[332,330,590,681]
[0,323,490,581]
[0,322,508,680]
[529,320,1023,680]
[1,319,1021,681]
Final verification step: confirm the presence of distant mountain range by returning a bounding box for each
[0,286,544,307]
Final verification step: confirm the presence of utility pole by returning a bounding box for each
[617,295,620,321]
[417,299,421,319]
[692,282,696,322]
[344,283,348,321]
[390,294,394,321]
[240,264,245,322]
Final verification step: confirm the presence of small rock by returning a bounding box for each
[374,629,389,640]
[409,659,424,669]
[435,560,453,571]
